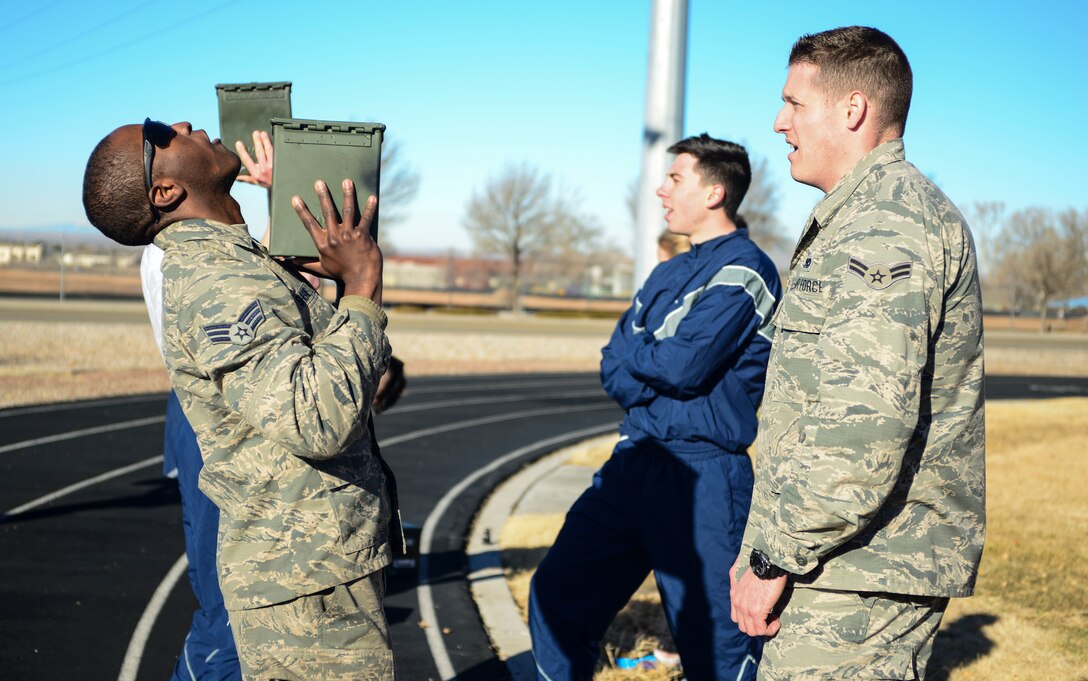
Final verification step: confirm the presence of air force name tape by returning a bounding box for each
[848,257,912,290]
[203,300,266,345]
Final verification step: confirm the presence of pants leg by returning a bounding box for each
[758,587,949,681]
[230,571,393,681]
[166,390,241,680]
[643,445,761,681]
[529,440,653,681]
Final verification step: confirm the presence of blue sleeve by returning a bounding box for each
[601,304,657,409]
[624,267,776,399]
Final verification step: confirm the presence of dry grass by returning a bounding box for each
[0,320,169,408]
[0,319,605,409]
[984,346,1088,377]
[928,398,1088,681]
[502,399,1088,680]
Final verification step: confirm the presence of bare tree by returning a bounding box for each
[377,139,421,246]
[738,155,788,254]
[963,201,1006,282]
[994,207,1088,331]
[464,163,600,312]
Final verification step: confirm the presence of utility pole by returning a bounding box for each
[634,0,688,286]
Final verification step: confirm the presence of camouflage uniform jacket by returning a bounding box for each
[739,140,985,597]
[155,219,393,611]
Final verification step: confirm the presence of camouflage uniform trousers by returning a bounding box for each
[229,570,394,680]
[758,586,948,680]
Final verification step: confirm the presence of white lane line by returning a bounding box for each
[389,388,605,414]
[2,455,163,519]
[116,400,619,681]
[415,416,618,681]
[1028,383,1086,394]
[382,403,615,448]
[0,416,165,455]
[0,394,167,419]
[117,553,189,681]
[404,377,599,396]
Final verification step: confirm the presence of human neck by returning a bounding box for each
[688,214,737,245]
[171,192,244,226]
[820,126,898,193]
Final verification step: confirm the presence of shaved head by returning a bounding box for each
[82,126,158,246]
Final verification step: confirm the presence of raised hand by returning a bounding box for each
[291,179,382,303]
[235,130,274,188]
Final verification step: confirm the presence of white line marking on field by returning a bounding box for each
[2,455,163,518]
[381,403,614,448]
[117,553,189,681]
[389,388,604,414]
[1028,383,1085,394]
[115,400,620,681]
[414,414,617,680]
[0,394,167,419]
[403,377,599,396]
[0,416,165,455]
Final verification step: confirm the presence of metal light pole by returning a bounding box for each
[634,0,688,287]
[59,231,66,301]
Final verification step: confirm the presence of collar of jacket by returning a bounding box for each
[810,138,906,230]
[154,218,261,253]
[688,227,748,258]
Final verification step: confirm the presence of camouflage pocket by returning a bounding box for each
[769,281,827,403]
[768,328,823,404]
[321,455,389,555]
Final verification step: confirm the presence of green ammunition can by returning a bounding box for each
[268,118,385,258]
[215,82,292,175]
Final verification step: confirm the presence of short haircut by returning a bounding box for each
[667,134,751,220]
[82,133,158,246]
[789,26,913,136]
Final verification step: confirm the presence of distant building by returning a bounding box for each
[0,241,44,265]
[384,254,508,291]
[384,252,634,299]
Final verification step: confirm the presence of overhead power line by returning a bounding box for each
[0,0,68,35]
[1,0,161,70]
[0,0,240,87]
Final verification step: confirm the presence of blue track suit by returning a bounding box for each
[529,229,780,681]
[164,391,241,680]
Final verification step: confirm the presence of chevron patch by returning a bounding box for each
[847,257,912,290]
[202,300,266,345]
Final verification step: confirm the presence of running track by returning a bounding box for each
[0,372,621,681]
[1,373,1085,680]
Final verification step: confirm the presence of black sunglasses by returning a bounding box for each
[142,118,176,193]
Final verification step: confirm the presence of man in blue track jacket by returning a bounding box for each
[529,134,781,681]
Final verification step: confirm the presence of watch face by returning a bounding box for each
[750,549,782,579]
[750,550,770,577]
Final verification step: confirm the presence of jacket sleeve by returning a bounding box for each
[624,265,776,399]
[176,266,391,461]
[600,304,656,409]
[751,231,933,575]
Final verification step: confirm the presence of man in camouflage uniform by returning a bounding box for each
[83,119,396,680]
[729,27,986,680]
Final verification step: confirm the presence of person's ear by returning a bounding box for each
[706,184,726,210]
[149,178,185,211]
[845,90,868,132]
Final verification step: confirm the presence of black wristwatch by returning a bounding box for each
[749,549,788,580]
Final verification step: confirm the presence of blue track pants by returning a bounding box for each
[164,391,240,681]
[529,437,761,681]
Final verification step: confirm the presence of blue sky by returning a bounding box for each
[0,0,1084,254]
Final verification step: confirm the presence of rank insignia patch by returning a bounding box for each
[295,285,316,304]
[848,258,912,290]
[203,300,266,345]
